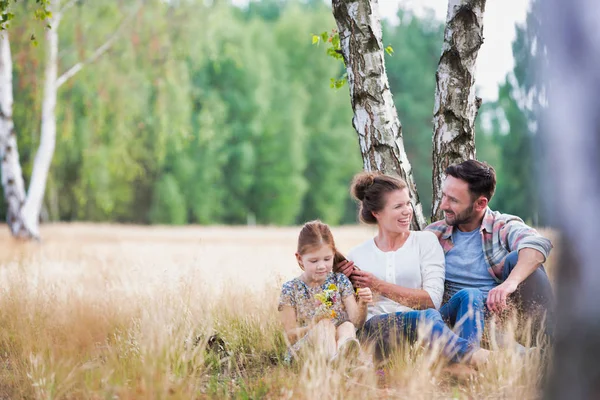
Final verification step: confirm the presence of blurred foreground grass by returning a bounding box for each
[0,224,558,399]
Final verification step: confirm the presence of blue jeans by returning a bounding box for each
[439,288,485,345]
[502,250,554,339]
[359,308,476,363]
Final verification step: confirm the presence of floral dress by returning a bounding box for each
[278,272,354,361]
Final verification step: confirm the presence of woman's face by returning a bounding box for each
[372,189,413,233]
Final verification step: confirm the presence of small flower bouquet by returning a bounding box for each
[314,284,339,319]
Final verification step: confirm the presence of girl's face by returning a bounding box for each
[296,244,335,285]
[372,188,413,233]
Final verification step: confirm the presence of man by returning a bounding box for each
[426,159,554,342]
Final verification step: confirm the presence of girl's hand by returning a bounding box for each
[356,287,373,305]
[311,309,332,326]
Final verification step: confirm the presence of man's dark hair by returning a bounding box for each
[445,160,496,201]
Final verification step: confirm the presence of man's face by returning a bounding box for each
[440,176,478,227]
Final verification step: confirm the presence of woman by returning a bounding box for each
[337,172,488,366]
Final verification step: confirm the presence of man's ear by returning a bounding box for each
[475,196,488,212]
[295,252,304,270]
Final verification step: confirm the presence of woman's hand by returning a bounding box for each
[351,270,381,291]
[336,259,356,277]
[356,287,373,305]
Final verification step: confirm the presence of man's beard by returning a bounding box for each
[445,203,475,227]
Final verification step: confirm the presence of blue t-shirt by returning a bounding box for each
[445,228,498,298]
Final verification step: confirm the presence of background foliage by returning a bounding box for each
[0,0,542,226]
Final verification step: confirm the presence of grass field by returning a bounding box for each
[0,224,558,399]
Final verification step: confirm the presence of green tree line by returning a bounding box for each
[0,0,540,226]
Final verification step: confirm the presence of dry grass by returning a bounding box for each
[0,223,559,399]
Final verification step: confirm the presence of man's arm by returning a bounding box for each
[505,248,546,284]
[503,218,553,262]
[487,218,552,312]
[486,248,545,313]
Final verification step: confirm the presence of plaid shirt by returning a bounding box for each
[425,208,553,283]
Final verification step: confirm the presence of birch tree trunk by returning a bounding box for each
[0,34,32,238]
[19,1,61,238]
[331,0,426,230]
[543,0,600,397]
[15,0,129,239]
[430,0,486,222]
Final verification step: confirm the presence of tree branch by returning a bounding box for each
[59,0,78,14]
[56,4,138,88]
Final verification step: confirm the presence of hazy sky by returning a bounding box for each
[381,0,531,101]
[231,0,532,101]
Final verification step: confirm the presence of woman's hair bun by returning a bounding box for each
[351,172,378,201]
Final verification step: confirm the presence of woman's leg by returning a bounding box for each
[362,309,486,364]
[438,288,485,345]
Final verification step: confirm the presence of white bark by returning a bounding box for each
[543,0,600,398]
[56,9,132,89]
[430,0,486,221]
[16,0,133,238]
[0,34,33,238]
[331,0,426,230]
[19,1,61,238]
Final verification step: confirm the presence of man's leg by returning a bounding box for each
[503,250,555,341]
[439,289,485,345]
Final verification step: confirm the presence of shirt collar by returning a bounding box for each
[481,207,494,233]
[442,225,453,240]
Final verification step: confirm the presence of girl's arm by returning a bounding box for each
[279,305,311,345]
[342,288,372,328]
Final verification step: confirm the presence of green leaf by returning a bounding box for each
[320,31,328,43]
[326,47,344,62]
[331,34,340,49]
[312,35,319,45]
[385,45,394,56]
[329,74,347,90]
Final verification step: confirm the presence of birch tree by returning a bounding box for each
[331,0,486,227]
[0,33,30,238]
[431,0,486,221]
[543,0,600,397]
[331,0,426,230]
[12,0,133,238]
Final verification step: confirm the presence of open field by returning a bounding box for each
[0,224,559,399]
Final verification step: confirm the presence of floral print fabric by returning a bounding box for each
[278,272,354,328]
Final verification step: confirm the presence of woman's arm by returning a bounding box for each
[419,232,445,309]
[279,305,311,345]
[355,274,434,310]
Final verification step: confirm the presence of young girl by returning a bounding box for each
[278,220,373,363]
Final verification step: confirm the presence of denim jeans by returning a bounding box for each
[359,308,476,363]
[439,288,485,345]
[502,250,555,340]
